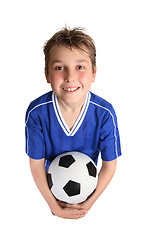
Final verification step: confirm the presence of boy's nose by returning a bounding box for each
[64,70,75,82]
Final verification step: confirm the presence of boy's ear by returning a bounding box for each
[45,69,50,83]
[92,66,97,83]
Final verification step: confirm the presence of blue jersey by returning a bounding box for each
[25,91,121,171]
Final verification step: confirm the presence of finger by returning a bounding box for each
[62,208,87,219]
[73,211,87,219]
[75,214,85,220]
[75,209,88,217]
[76,210,88,219]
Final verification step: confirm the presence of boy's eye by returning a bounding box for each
[77,66,84,70]
[55,66,64,70]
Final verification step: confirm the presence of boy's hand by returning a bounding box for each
[54,205,88,219]
[58,159,117,215]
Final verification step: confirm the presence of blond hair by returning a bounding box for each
[43,27,96,74]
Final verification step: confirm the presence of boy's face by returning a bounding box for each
[45,45,96,107]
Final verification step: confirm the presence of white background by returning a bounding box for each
[0,0,160,239]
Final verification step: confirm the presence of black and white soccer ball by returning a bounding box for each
[47,152,98,204]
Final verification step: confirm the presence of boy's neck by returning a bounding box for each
[57,96,86,113]
[57,96,87,131]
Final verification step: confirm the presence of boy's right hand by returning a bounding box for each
[53,207,88,219]
[29,158,87,219]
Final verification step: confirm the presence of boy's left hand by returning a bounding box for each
[58,160,117,213]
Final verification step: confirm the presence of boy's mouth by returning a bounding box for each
[62,87,80,92]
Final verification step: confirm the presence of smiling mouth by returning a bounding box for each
[62,87,80,92]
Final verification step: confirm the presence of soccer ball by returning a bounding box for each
[47,152,98,204]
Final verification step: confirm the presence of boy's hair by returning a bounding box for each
[43,27,96,74]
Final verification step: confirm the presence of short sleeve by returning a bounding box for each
[99,106,121,161]
[25,108,45,159]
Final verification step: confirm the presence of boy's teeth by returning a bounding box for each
[63,87,78,92]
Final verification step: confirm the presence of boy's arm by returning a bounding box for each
[29,158,87,219]
[84,158,117,210]
[59,159,117,211]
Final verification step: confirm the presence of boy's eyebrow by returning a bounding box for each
[75,60,88,63]
[51,60,64,64]
[51,59,88,64]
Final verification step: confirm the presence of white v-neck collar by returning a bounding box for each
[52,92,91,136]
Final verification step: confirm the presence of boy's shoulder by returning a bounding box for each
[27,91,53,113]
[90,91,114,112]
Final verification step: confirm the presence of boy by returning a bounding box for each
[25,27,121,219]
